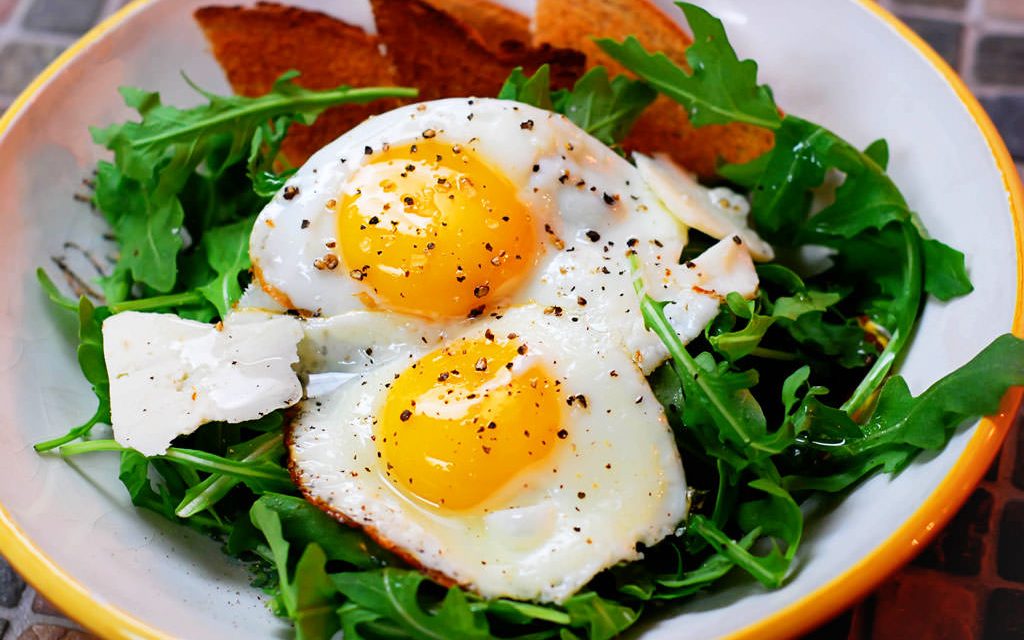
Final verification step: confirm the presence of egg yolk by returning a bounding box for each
[336,140,539,319]
[378,337,563,511]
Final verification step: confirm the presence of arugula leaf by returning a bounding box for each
[499,65,655,146]
[783,448,914,493]
[633,264,769,459]
[782,334,1024,492]
[252,499,298,615]
[292,544,342,640]
[175,431,284,518]
[707,293,776,361]
[688,517,788,588]
[921,237,973,300]
[90,72,416,295]
[111,448,228,534]
[552,68,656,146]
[34,297,111,452]
[485,600,571,626]
[742,117,831,241]
[239,494,389,569]
[498,66,554,110]
[596,3,780,129]
[333,569,491,640]
[863,138,890,168]
[197,217,254,317]
[772,291,842,321]
[248,116,298,198]
[647,530,758,598]
[95,72,416,175]
[736,477,802,561]
[709,313,774,361]
[802,146,912,240]
[724,116,926,410]
[847,333,1024,452]
[563,593,639,640]
[36,268,78,312]
[92,161,184,293]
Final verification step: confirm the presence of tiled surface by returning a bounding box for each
[0,0,1021,638]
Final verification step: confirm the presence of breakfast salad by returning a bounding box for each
[34,0,1024,638]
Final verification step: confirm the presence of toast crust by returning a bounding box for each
[194,2,400,165]
[423,0,532,50]
[370,0,583,100]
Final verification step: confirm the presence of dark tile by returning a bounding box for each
[976,35,1024,86]
[998,501,1024,581]
[871,570,979,639]
[0,559,26,608]
[984,96,1024,162]
[31,593,62,616]
[17,625,95,640]
[983,589,1024,640]
[22,0,104,36]
[0,41,64,95]
[986,453,1000,481]
[900,17,963,69]
[914,488,993,575]
[1014,409,1024,487]
[894,0,966,9]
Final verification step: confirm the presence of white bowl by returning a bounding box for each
[0,1,1020,638]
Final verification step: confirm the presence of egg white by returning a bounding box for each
[251,98,760,374]
[288,304,687,603]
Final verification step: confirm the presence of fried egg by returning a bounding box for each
[249,98,760,374]
[288,304,686,603]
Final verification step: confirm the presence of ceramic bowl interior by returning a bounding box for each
[0,1,1019,638]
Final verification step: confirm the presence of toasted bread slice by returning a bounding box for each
[533,0,774,176]
[370,0,583,100]
[422,0,531,50]
[194,2,399,166]
[534,0,693,75]
[627,98,776,177]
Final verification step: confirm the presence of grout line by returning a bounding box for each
[0,0,26,42]
[961,0,985,86]
[5,30,76,47]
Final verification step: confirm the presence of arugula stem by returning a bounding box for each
[34,410,104,452]
[750,347,799,361]
[161,448,293,485]
[584,107,641,137]
[186,513,232,534]
[133,87,418,148]
[58,439,293,487]
[59,439,124,455]
[841,222,923,417]
[36,268,79,312]
[175,433,284,518]
[110,290,205,313]
[630,255,756,449]
[689,516,782,588]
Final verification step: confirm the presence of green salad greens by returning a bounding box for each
[37,3,1024,639]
